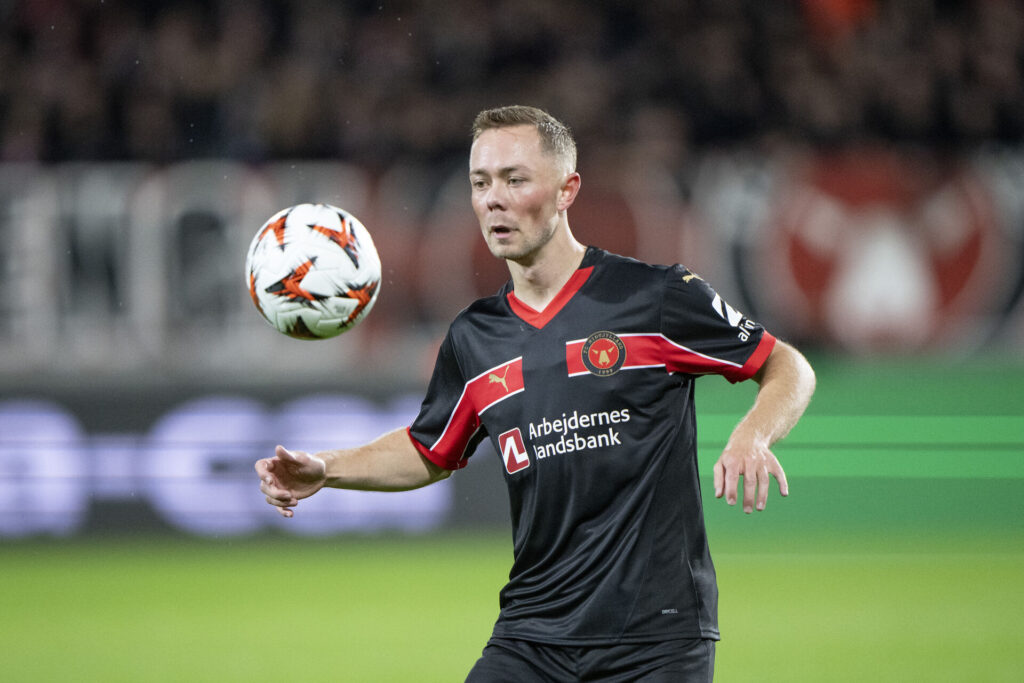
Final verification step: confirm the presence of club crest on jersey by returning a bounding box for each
[581,331,626,376]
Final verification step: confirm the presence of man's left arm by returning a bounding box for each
[714,340,816,513]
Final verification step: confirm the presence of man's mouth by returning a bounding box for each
[490,225,514,237]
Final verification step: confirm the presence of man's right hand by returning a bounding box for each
[255,445,327,518]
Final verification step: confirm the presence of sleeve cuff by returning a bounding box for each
[724,332,776,383]
[406,427,466,471]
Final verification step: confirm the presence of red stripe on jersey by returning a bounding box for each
[566,333,773,381]
[406,426,457,469]
[407,425,477,471]
[466,357,525,414]
[729,332,776,383]
[424,383,480,469]
[508,267,594,328]
[409,357,524,470]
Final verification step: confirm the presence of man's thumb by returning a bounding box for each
[275,445,301,462]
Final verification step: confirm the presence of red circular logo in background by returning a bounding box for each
[727,150,1021,353]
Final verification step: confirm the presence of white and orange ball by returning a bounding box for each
[245,203,381,340]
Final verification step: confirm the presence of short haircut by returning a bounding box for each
[472,105,577,173]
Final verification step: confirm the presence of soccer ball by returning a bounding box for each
[245,203,381,340]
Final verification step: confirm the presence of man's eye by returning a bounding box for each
[508,177,524,186]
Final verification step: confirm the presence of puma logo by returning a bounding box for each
[489,365,511,392]
[682,272,702,283]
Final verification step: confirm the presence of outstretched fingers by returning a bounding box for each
[744,464,760,514]
[714,450,789,513]
[771,458,790,498]
[751,456,789,512]
[714,458,742,506]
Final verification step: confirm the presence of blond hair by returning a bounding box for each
[472,105,577,172]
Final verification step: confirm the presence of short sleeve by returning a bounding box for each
[659,266,776,383]
[407,329,488,470]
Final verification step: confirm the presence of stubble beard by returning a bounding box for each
[485,219,560,266]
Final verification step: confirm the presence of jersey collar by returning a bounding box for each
[507,265,594,329]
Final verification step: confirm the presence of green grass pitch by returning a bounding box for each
[2,532,1022,682]
[1,356,1022,681]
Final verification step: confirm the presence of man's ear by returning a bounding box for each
[557,172,581,211]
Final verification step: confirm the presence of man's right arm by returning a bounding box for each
[321,428,451,491]
[256,428,451,518]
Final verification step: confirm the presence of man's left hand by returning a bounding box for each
[713,439,789,513]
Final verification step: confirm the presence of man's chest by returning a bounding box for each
[456,314,685,481]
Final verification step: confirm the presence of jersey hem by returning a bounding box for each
[489,628,721,646]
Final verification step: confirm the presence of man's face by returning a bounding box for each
[469,125,568,263]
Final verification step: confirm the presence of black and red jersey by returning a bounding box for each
[408,247,775,645]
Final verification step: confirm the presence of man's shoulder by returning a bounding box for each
[585,247,683,284]
[449,285,512,329]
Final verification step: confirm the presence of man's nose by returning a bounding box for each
[486,183,507,210]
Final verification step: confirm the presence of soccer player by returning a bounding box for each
[256,105,816,681]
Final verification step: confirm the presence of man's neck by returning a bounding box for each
[508,231,586,311]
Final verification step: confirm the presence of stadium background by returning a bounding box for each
[1,1,1022,681]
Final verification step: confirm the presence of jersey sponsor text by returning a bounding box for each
[528,409,630,438]
[526,409,631,460]
[533,427,622,459]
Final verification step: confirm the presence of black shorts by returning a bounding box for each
[465,636,716,682]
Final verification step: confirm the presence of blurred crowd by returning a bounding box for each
[1,0,1022,167]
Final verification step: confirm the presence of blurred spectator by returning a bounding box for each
[0,0,1021,166]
